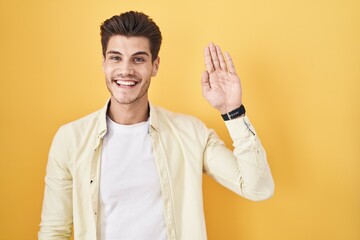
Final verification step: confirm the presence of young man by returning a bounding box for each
[39,11,274,240]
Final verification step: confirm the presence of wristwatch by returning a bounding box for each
[221,105,246,121]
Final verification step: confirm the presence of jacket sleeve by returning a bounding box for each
[38,127,73,240]
[203,115,275,201]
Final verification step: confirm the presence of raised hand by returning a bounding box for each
[201,43,242,114]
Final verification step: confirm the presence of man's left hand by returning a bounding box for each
[201,43,243,114]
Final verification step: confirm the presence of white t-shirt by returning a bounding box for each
[97,117,167,240]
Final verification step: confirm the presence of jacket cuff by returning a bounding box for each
[224,115,257,139]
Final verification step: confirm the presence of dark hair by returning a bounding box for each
[100,11,162,62]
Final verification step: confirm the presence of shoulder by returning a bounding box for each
[59,109,103,134]
[151,105,209,134]
[52,107,105,148]
[154,105,204,123]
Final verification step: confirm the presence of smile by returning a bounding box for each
[115,80,138,87]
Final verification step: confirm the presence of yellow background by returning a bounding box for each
[0,0,359,239]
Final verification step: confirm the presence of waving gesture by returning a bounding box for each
[201,43,243,114]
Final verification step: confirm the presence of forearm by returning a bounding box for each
[39,178,73,240]
[204,115,274,201]
[226,115,274,200]
[39,129,73,239]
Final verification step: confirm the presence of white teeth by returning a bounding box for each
[116,80,136,86]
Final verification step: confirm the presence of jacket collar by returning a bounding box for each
[96,99,160,139]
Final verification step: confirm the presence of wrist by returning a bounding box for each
[219,102,243,115]
[221,105,246,121]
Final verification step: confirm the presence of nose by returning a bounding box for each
[116,61,135,76]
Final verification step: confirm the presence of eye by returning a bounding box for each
[109,55,121,61]
[133,57,145,63]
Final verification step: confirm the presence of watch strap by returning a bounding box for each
[221,105,246,121]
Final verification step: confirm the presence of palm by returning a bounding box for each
[202,43,242,114]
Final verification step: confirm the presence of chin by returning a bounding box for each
[110,89,148,106]
[111,96,135,105]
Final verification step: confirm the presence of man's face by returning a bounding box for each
[103,35,159,106]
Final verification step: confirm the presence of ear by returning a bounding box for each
[151,57,160,77]
[102,55,105,72]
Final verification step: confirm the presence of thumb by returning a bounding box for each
[201,71,211,92]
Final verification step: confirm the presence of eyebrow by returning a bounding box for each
[106,50,149,57]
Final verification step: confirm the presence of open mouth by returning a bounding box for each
[115,80,139,88]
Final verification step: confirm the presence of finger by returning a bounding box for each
[204,46,215,73]
[216,45,227,71]
[201,71,211,92]
[225,52,237,74]
[209,42,220,70]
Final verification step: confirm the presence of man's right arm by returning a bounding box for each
[38,128,73,240]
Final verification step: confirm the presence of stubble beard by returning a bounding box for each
[107,77,151,106]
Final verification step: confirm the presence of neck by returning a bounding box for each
[108,97,149,125]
